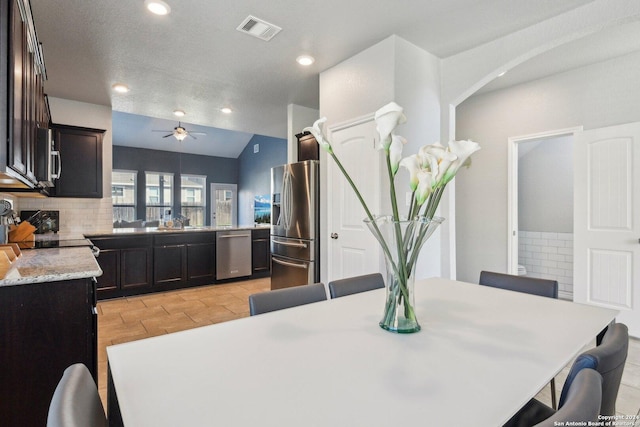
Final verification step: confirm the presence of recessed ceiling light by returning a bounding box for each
[220,107,232,114]
[296,55,315,66]
[144,0,171,15]
[112,83,130,93]
[498,71,507,77]
[173,109,185,117]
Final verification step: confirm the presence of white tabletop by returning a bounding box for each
[107,277,618,427]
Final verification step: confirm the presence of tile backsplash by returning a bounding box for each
[16,197,113,234]
[518,230,574,300]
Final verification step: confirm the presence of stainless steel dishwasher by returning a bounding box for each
[216,230,252,280]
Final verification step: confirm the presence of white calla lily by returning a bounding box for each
[443,139,481,183]
[374,102,406,150]
[399,155,420,191]
[303,117,332,153]
[389,134,406,176]
[415,170,435,205]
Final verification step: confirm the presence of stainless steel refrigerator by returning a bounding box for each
[270,160,320,290]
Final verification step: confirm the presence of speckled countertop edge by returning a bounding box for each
[0,246,102,287]
[86,224,270,237]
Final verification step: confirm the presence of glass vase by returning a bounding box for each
[364,215,444,333]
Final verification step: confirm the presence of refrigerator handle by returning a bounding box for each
[272,257,309,269]
[283,168,293,231]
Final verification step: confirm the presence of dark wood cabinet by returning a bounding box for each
[0,278,98,427]
[89,229,269,300]
[154,244,188,287]
[90,235,153,299]
[1,0,49,189]
[252,228,270,276]
[186,232,216,286]
[51,124,105,198]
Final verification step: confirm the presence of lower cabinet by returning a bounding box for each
[0,278,97,427]
[90,229,268,300]
[90,235,153,299]
[252,228,270,276]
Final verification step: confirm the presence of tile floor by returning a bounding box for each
[97,278,640,419]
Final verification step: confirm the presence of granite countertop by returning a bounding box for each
[87,224,270,237]
[0,246,102,287]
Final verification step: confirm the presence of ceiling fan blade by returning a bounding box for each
[188,133,198,140]
[152,130,174,132]
[189,132,207,136]
[162,133,173,138]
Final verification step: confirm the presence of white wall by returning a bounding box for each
[455,50,640,283]
[318,35,442,282]
[519,135,573,232]
[17,97,113,234]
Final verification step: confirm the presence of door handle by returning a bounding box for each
[330,233,338,240]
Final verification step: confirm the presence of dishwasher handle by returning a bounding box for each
[218,233,251,238]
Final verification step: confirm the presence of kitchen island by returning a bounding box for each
[0,244,101,427]
[87,225,270,300]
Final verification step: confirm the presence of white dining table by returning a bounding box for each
[106,277,618,427]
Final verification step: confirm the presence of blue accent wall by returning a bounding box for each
[113,145,238,225]
[237,135,287,226]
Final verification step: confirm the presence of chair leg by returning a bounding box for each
[550,377,557,410]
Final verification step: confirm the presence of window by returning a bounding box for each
[146,172,173,221]
[181,175,206,226]
[112,170,137,223]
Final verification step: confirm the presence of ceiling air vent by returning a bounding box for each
[236,15,282,41]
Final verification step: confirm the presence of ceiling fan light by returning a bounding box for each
[174,133,188,141]
[145,0,171,15]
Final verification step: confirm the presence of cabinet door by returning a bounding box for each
[9,1,26,176]
[95,248,119,292]
[154,244,187,287]
[252,229,271,274]
[53,125,104,198]
[121,247,152,289]
[0,279,96,427]
[187,242,216,285]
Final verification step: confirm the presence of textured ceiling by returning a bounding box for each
[28,0,640,157]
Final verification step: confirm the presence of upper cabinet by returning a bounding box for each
[51,124,104,198]
[1,0,50,190]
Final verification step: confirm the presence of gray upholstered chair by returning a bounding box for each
[47,363,107,427]
[479,270,559,407]
[532,369,602,427]
[479,270,558,298]
[569,322,629,416]
[249,283,327,316]
[503,323,629,427]
[328,273,385,298]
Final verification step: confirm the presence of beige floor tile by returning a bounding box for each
[119,305,169,323]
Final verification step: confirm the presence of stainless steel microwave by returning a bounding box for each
[35,127,61,187]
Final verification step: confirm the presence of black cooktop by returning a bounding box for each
[18,237,95,250]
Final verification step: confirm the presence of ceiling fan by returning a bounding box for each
[152,122,207,141]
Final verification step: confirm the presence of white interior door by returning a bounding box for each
[327,117,381,282]
[210,183,237,227]
[574,122,640,336]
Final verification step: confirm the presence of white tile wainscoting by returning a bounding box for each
[518,230,574,300]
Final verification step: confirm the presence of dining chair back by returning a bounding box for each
[533,369,602,427]
[479,270,558,298]
[249,283,327,316]
[328,273,385,298]
[47,363,107,427]
[558,322,629,416]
